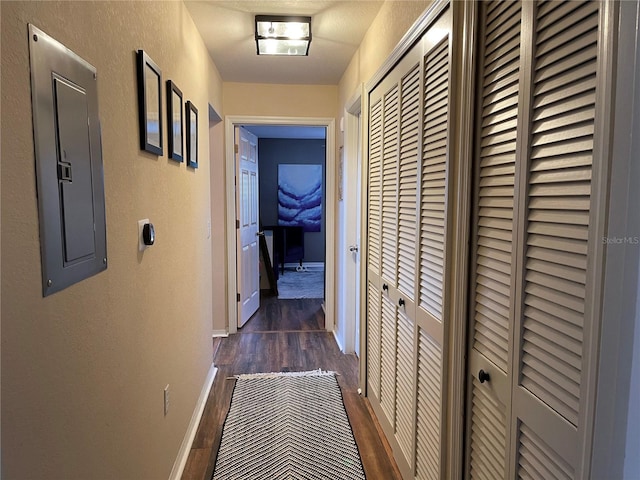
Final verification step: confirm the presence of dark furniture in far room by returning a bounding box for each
[264,226,304,278]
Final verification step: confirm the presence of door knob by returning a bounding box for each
[256,231,265,237]
[382,283,388,291]
[398,298,405,307]
[349,245,359,252]
[478,369,490,384]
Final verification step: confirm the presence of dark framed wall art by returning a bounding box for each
[166,80,183,162]
[136,49,163,155]
[186,101,198,168]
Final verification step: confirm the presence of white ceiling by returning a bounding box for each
[184,1,384,85]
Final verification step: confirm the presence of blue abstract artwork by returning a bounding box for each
[278,164,323,232]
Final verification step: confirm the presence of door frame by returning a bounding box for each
[340,88,363,354]
[225,115,336,334]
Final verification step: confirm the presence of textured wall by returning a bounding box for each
[334,0,431,341]
[223,82,338,119]
[258,139,327,263]
[0,1,223,478]
[338,0,432,109]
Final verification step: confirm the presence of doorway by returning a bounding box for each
[225,116,336,335]
[245,125,327,305]
[336,93,363,355]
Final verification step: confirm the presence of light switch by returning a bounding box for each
[138,219,149,251]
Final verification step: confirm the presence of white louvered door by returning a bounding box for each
[466,1,613,478]
[365,4,452,479]
[414,22,451,480]
[466,1,521,478]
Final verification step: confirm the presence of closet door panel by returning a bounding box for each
[367,278,382,402]
[366,95,383,403]
[414,7,451,478]
[395,309,415,463]
[415,327,443,480]
[466,2,522,479]
[381,85,400,286]
[517,422,573,480]
[472,0,521,375]
[418,35,450,324]
[510,2,603,476]
[368,98,383,275]
[397,64,421,301]
[380,294,398,426]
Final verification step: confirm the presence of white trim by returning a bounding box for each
[591,1,639,477]
[169,363,218,480]
[365,0,450,93]
[359,82,371,394]
[340,86,363,355]
[212,330,228,338]
[333,328,345,353]
[225,116,336,335]
[445,2,476,478]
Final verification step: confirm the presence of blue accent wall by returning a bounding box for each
[258,138,326,263]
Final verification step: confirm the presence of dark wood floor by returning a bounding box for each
[181,293,401,480]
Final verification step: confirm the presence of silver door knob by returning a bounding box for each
[256,231,265,237]
[349,245,359,252]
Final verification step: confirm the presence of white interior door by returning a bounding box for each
[236,126,260,328]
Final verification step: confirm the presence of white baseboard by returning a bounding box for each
[169,363,218,480]
[212,329,228,337]
[333,328,345,353]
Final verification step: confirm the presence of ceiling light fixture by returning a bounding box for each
[255,15,311,56]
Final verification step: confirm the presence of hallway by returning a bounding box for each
[181,296,400,480]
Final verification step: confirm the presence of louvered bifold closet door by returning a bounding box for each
[415,6,452,480]
[365,3,453,479]
[512,1,603,477]
[466,1,522,479]
[379,82,400,428]
[367,98,383,403]
[465,1,612,479]
[394,62,421,467]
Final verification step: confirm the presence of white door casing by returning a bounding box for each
[225,116,336,335]
[343,90,363,356]
[236,126,260,327]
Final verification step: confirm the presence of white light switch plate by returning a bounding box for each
[138,219,149,251]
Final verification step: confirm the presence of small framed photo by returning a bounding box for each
[186,101,198,169]
[136,50,163,155]
[166,80,183,162]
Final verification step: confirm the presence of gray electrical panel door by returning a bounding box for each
[29,25,107,296]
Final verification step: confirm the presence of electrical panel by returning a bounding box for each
[29,25,107,296]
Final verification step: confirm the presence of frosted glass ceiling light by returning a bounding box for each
[255,15,311,56]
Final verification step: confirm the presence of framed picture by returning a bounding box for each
[186,101,198,168]
[136,50,163,155]
[166,80,183,162]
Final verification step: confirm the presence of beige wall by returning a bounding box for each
[224,82,338,119]
[338,0,432,114]
[0,1,223,478]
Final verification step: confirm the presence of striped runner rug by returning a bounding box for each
[212,370,366,480]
